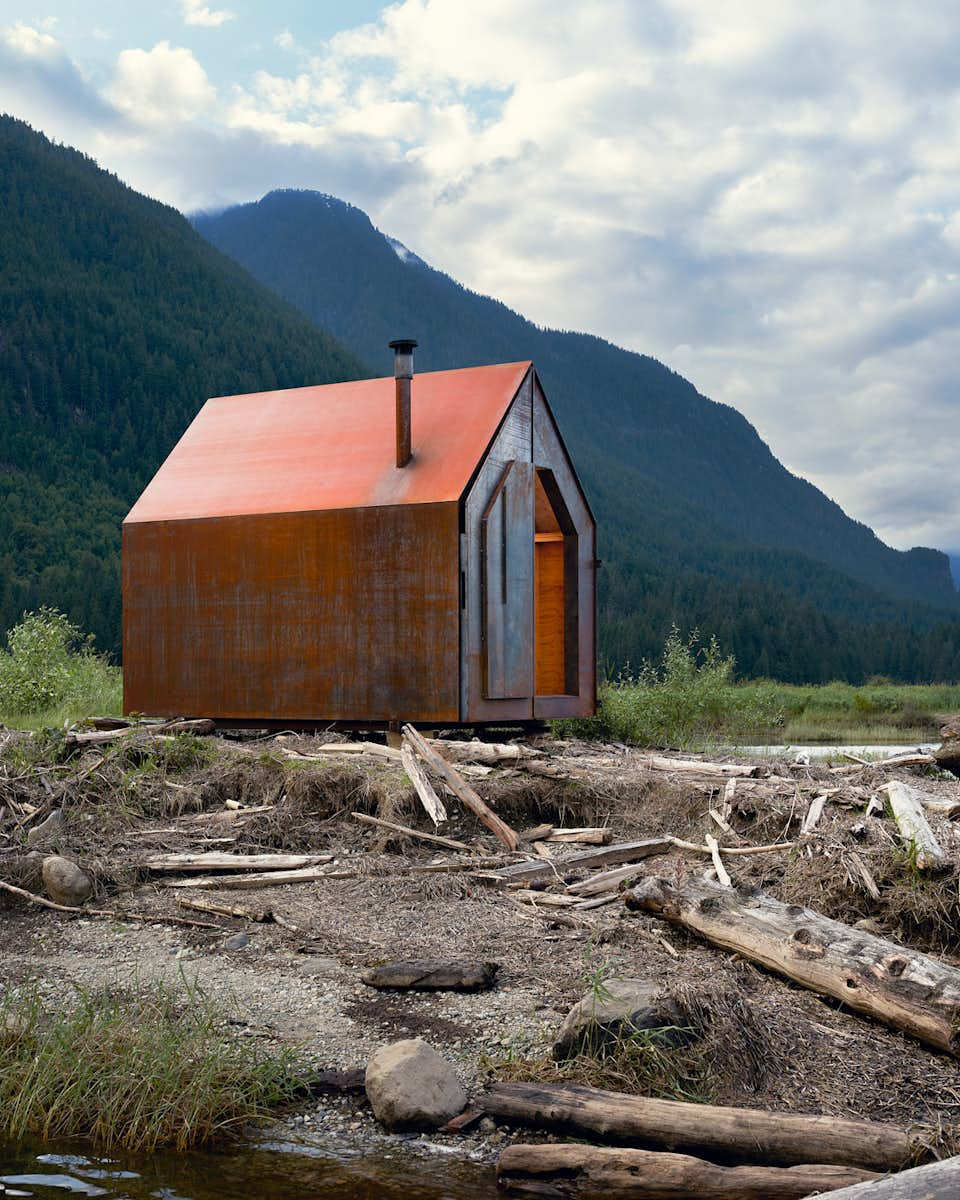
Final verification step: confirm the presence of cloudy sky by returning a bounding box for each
[1,1,958,558]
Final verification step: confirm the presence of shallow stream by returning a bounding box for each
[0,1141,499,1200]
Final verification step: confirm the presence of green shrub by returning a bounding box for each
[0,607,121,724]
[557,628,783,749]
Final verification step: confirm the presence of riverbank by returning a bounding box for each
[3,725,960,1184]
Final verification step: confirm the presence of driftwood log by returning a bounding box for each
[496,1144,879,1198]
[625,876,960,1056]
[482,1082,915,1171]
[808,1154,960,1198]
[361,959,499,991]
[402,725,520,851]
[879,782,947,869]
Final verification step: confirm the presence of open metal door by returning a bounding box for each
[480,460,534,700]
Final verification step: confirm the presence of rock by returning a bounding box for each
[365,1038,467,1131]
[225,932,250,950]
[27,808,65,849]
[934,721,960,777]
[553,977,691,1060]
[361,959,499,991]
[41,855,93,907]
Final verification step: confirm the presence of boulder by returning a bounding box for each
[41,856,93,907]
[935,719,960,777]
[365,1038,467,1131]
[553,977,691,1060]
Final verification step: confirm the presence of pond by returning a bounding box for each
[0,1141,499,1200]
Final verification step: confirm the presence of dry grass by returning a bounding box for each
[486,976,770,1106]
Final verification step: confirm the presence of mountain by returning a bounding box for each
[194,190,960,682]
[951,556,960,588]
[0,119,365,656]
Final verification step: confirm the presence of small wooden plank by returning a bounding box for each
[144,852,331,872]
[399,741,448,824]
[546,827,612,845]
[567,862,649,896]
[163,866,341,890]
[705,834,731,887]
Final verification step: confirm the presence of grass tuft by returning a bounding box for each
[0,981,303,1151]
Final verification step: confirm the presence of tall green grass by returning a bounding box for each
[0,607,121,730]
[556,629,783,749]
[0,982,303,1151]
[557,632,960,748]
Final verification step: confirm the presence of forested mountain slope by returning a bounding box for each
[195,190,960,681]
[0,119,365,656]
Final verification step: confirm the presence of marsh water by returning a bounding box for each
[0,1141,499,1200]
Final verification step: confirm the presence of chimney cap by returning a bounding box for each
[388,338,418,353]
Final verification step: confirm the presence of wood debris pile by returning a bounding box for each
[3,716,960,1196]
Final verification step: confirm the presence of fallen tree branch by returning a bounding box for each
[0,879,221,929]
[351,811,471,852]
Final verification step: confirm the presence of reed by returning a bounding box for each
[0,980,303,1151]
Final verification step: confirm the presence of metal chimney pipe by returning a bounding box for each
[389,338,417,468]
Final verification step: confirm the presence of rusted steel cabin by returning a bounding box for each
[123,345,596,726]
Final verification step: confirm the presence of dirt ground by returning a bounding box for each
[2,727,960,1159]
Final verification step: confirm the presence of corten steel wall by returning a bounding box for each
[123,502,461,723]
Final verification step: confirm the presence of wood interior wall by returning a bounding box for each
[535,533,565,695]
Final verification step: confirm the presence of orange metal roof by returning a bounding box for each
[125,362,532,523]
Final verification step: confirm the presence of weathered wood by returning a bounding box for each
[800,793,829,835]
[144,852,331,872]
[361,959,499,991]
[425,738,539,765]
[637,756,760,778]
[496,1143,879,1198]
[920,796,960,819]
[483,1081,915,1171]
[490,839,673,885]
[880,781,947,869]
[178,897,271,921]
[403,724,520,851]
[66,718,215,747]
[400,740,448,824]
[351,811,470,852]
[625,875,960,1056]
[567,862,649,896]
[547,827,612,845]
[704,834,731,886]
[808,1154,960,1198]
[873,752,936,769]
[163,865,340,890]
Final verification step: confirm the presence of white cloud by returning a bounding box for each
[179,0,234,28]
[3,0,960,552]
[109,41,216,125]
